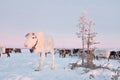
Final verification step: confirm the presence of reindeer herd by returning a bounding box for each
[0,32,120,70]
[0,47,21,57]
[0,47,120,60]
[56,48,120,59]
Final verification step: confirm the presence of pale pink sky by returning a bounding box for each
[0,0,120,49]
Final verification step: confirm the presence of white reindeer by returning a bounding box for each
[24,32,55,71]
[0,46,5,57]
[94,49,110,61]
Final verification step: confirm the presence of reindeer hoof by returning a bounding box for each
[34,69,41,71]
[51,65,55,70]
[34,68,41,71]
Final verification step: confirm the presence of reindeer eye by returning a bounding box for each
[32,36,37,39]
[32,37,35,39]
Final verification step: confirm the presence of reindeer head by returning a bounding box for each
[24,32,38,48]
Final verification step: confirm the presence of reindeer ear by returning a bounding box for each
[25,33,29,37]
[32,32,37,38]
[32,33,35,35]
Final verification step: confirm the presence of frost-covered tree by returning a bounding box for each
[76,11,99,67]
[76,12,87,65]
[86,19,97,66]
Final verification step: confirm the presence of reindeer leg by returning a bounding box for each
[51,49,55,69]
[37,51,46,71]
[34,53,41,71]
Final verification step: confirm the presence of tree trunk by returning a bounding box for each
[86,50,94,67]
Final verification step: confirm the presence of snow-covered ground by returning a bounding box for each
[0,49,120,80]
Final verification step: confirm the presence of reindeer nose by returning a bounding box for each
[24,44,28,47]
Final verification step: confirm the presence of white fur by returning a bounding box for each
[0,47,2,56]
[94,49,110,60]
[24,32,55,70]
[0,46,5,57]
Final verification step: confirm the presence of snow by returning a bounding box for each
[0,50,120,80]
